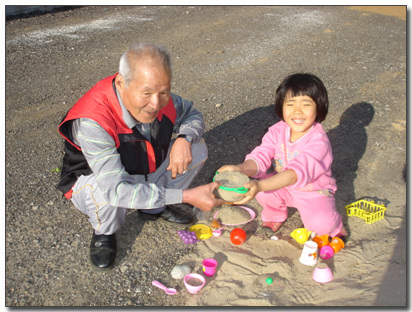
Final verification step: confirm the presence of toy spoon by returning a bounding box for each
[152,280,177,295]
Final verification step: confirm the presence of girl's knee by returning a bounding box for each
[302,213,342,237]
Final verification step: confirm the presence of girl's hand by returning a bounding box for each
[232,180,260,205]
[217,165,240,173]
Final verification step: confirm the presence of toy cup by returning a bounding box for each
[312,264,334,283]
[329,237,345,253]
[291,228,312,244]
[184,273,206,294]
[202,258,218,277]
[299,241,318,266]
[312,235,330,249]
[319,245,334,259]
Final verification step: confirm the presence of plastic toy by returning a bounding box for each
[152,280,177,295]
[184,273,206,294]
[213,171,249,193]
[345,199,386,224]
[299,241,318,266]
[312,265,334,283]
[291,228,312,244]
[329,236,345,253]
[253,273,286,296]
[230,228,247,245]
[212,230,222,237]
[319,245,334,259]
[202,258,218,277]
[177,230,200,244]
[213,206,256,226]
[312,234,330,248]
[213,171,250,202]
[188,224,213,240]
[210,219,221,228]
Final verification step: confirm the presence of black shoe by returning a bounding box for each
[157,206,194,225]
[89,233,117,270]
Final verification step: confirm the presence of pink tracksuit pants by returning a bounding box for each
[256,185,343,237]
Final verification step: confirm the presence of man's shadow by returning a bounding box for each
[327,102,375,234]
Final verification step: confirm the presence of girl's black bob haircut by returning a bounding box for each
[274,73,329,123]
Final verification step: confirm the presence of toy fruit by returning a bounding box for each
[211,219,220,228]
[319,245,334,259]
[329,237,345,253]
[312,235,330,249]
[230,228,247,245]
[177,230,200,244]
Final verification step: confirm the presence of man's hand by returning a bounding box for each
[167,137,192,179]
[183,182,225,211]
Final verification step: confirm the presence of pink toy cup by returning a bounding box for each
[202,258,218,277]
[184,273,206,294]
[312,265,334,283]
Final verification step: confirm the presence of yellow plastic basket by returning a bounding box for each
[345,199,387,224]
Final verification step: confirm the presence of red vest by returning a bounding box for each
[57,74,177,197]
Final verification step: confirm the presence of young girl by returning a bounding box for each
[218,73,346,237]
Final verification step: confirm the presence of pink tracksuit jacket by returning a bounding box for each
[245,121,343,237]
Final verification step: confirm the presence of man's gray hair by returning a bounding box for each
[119,43,172,86]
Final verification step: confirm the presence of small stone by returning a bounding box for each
[215,103,222,108]
[120,265,128,273]
[270,235,279,241]
[171,264,191,279]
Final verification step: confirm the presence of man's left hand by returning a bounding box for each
[167,137,193,179]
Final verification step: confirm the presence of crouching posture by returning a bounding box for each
[57,43,223,270]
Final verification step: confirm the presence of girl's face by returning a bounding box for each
[282,93,317,142]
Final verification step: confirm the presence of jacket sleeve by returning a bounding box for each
[244,124,279,178]
[171,93,205,142]
[72,118,182,210]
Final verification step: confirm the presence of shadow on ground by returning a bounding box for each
[327,102,375,235]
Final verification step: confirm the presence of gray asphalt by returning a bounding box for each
[5,5,406,307]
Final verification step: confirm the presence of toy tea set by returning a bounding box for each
[153,212,252,295]
[151,172,255,296]
[290,227,345,283]
[152,171,387,294]
[290,198,387,283]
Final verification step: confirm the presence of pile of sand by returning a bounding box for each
[214,205,253,225]
[181,199,406,306]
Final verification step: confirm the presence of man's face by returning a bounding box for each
[115,59,171,124]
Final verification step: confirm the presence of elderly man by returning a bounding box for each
[57,43,223,270]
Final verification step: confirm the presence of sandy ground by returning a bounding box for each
[3,5,407,310]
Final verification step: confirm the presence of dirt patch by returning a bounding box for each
[5,5,406,308]
[349,5,406,20]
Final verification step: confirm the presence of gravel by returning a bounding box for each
[5,5,406,307]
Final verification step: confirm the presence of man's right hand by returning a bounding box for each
[182,182,225,211]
